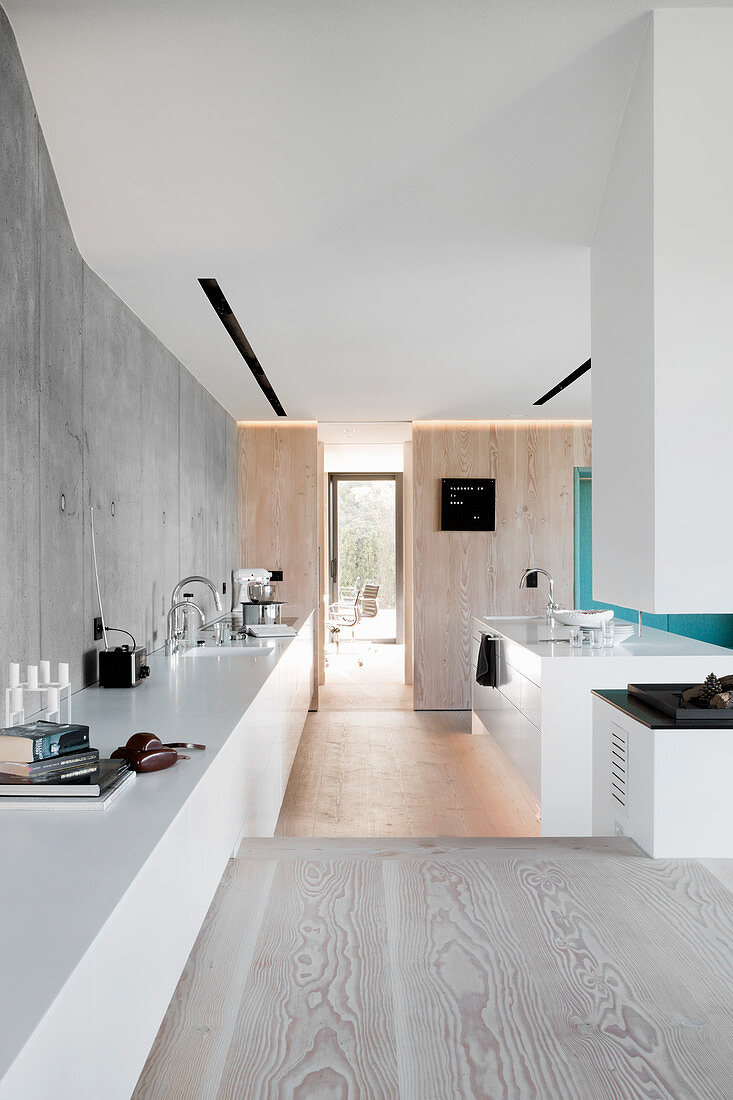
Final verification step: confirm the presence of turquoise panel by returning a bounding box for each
[573,469,733,646]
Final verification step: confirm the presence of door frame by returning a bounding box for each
[328,472,404,644]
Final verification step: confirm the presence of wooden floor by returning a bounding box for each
[276,644,539,837]
[135,838,733,1099]
[133,647,733,1097]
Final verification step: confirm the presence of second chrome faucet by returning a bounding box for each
[166,575,224,655]
[519,567,557,621]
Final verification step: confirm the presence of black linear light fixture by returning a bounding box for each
[533,358,591,406]
[198,278,286,416]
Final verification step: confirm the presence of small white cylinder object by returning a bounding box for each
[58,663,69,687]
[39,660,51,684]
[9,663,20,688]
[47,687,59,713]
[11,687,23,713]
[27,665,38,690]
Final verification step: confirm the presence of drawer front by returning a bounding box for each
[502,638,541,688]
[520,675,542,731]
[521,715,541,800]
[474,683,521,766]
[472,632,540,797]
[499,657,522,710]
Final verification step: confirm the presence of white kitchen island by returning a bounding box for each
[472,615,733,837]
[0,612,314,1100]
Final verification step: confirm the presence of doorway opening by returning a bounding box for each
[325,472,404,689]
[328,473,403,645]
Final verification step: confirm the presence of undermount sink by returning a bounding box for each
[482,615,545,622]
[185,644,274,658]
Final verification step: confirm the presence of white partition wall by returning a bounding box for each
[592,10,733,614]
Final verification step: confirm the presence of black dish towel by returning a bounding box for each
[476,634,499,688]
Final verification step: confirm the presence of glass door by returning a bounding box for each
[329,474,403,643]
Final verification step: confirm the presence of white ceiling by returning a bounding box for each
[318,422,412,444]
[6,1,729,421]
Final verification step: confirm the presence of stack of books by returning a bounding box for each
[0,720,134,810]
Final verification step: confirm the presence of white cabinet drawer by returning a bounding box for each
[471,632,542,802]
[521,676,542,731]
[521,715,541,800]
[499,658,522,710]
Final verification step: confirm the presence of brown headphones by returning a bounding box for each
[112,733,206,773]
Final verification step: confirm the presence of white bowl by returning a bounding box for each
[552,608,614,627]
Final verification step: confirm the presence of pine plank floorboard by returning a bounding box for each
[276,667,539,838]
[133,860,276,1100]
[136,840,733,1100]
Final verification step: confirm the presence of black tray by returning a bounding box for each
[627,683,733,726]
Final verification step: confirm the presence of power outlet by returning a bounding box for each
[93,616,104,641]
[525,571,538,588]
[270,569,284,582]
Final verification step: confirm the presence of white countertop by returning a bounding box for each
[0,614,311,1083]
[479,616,733,660]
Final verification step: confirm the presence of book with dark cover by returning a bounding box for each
[0,720,90,763]
[0,748,100,778]
[0,758,130,797]
[0,769,135,812]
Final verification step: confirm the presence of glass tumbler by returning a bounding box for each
[602,619,615,648]
[569,626,583,648]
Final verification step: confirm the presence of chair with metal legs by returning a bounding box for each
[326,586,363,649]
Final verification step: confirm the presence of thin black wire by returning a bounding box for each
[105,627,137,650]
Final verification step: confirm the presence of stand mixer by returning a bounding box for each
[233,568,285,627]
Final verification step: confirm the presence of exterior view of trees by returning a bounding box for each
[337,480,396,609]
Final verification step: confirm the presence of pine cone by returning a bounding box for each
[698,672,724,706]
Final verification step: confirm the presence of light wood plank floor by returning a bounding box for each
[135,838,733,1099]
[277,645,539,837]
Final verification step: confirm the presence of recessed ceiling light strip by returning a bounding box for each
[533,358,591,406]
[198,278,286,416]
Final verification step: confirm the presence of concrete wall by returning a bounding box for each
[0,8,237,693]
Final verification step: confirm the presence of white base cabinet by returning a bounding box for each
[471,626,541,804]
[593,693,733,858]
[0,614,315,1100]
[471,615,733,836]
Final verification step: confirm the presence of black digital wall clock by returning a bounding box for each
[441,478,496,531]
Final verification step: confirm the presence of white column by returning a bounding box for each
[592,10,733,613]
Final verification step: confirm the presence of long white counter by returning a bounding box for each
[0,612,314,1100]
[472,615,733,836]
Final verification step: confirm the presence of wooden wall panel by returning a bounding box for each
[413,421,592,710]
[237,423,318,624]
[317,442,327,689]
[403,442,414,686]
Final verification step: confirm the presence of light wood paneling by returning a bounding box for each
[403,441,414,685]
[237,422,318,621]
[136,839,733,1100]
[413,420,592,709]
[318,441,328,688]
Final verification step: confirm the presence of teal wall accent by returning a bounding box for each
[574,468,733,647]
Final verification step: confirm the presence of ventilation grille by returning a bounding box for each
[610,724,627,815]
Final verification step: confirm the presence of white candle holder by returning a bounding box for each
[4,660,72,727]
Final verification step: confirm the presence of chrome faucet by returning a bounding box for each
[165,599,205,656]
[169,575,223,637]
[171,575,223,618]
[519,568,557,621]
